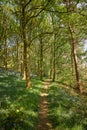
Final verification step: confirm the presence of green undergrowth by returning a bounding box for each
[48,82,87,130]
[0,74,42,130]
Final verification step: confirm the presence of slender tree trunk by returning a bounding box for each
[64,0,81,92]
[52,35,56,82]
[4,33,8,72]
[16,42,23,76]
[51,13,56,82]
[39,37,43,80]
[68,24,81,91]
[72,39,80,90]
[16,40,19,72]
[49,44,53,79]
[21,0,31,88]
[20,45,24,76]
[23,41,31,88]
[49,58,52,79]
[37,56,40,76]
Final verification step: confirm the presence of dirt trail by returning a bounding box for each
[36,80,53,130]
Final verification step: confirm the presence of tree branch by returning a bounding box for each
[24,0,32,9]
[25,0,52,26]
[29,31,54,45]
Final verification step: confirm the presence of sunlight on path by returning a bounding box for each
[36,80,53,130]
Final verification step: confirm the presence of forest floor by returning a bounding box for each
[36,79,53,130]
[0,73,87,130]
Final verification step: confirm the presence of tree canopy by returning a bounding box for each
[0,0,87,91]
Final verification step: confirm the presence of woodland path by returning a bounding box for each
[36,79,53,130]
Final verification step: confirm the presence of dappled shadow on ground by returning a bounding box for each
[48,83,87,130]
[0,75,42,130]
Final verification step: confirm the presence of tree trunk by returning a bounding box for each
[4,33,8,72]
[39,37,43,80]
[16,40,19,72]
[49,57,52,79]
[68,24,81,91]
[20,45,24,77]
[24,43,31,88]
[52,35,56,82]
[21,0,31,88]
[64,0,81,92]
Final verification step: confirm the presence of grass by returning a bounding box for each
[0,73,87,130]
[0,74,42,130]
[48,82,87,130]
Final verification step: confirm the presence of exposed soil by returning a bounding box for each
[36,80,53,130]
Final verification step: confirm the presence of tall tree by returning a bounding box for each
[63,0,82,91]
[20,0,31,88]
